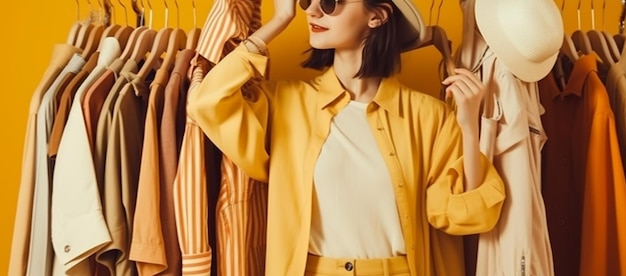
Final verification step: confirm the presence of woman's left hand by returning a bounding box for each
[441,68,486,131]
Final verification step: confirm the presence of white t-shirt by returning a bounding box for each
[309,100,406,259]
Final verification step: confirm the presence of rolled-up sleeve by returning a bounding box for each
[425,109,505,235]
[427,154,505,235]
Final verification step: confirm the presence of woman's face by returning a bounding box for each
[304,0,375,51]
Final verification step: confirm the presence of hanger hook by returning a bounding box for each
[602,0,605,30]
[428,0,435,25]
[76,0,81,21]
[164,0,169,28]
[192,0,197,28]
[104,0,113,26]
[590,0,596,30]
[436,0,444,26]
[146,0,152,29]
[577,0,581,30]
[174,0,179,28]
[118,0,129,26]
[96,0,104,24]
[86,0,94,23]
[131,0,143,26]
[620,0,626,33]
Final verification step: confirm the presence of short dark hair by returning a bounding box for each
[300,0,403,78]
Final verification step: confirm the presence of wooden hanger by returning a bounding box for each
[81,24,105,59]
[562,34,580,62]
[615,34,626,53]
[588,30,615,65]
[186,27,200,50]
[136,27,171,79]
[602,31,621,62]
[161,29,186,72]
[119,26,148,61]
[129,27,157,64]
[186,0,200,50]
[74,23,95,50]
[572,30,593,55]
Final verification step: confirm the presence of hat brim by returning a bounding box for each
[475,0,561,82]
[392,0,426,52]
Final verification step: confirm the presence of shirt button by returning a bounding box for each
[344,262,354,271]
[559,219,566,226]
[389,152,395,156]
[377,127,384,131]
[64,245,71,253]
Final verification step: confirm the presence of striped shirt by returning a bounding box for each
[173,0,264,274]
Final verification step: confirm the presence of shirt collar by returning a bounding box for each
[315,67,402,117]
[552,54,598,99]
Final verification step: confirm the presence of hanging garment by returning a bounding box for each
[99,68,152,276]
[51,37,121,275]
[173,52,223,276]
[477,50,554,276]
[173,0,265,274]
[129,67,170,275]
[47,52,100,158]
[92,58,141,274]
[10,43,80,276]
[603,53,626,176]
[82,58,127,152]
[30,52,86,276]
[155,49,197,276]
[455,0,555,275]
[539,54,626,276]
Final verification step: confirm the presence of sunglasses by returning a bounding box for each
[299,0,363,15]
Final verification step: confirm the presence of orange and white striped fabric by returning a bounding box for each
[173,59,215,275]
[216,157,267,276]
[174,0,263,273]
[196,0,261,65]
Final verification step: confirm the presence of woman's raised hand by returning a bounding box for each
[248,0,299,47]
[442,68,486,132]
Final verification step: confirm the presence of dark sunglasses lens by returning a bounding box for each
[320,0,336,14]
[299,0,336,14]
[299,0,311,10]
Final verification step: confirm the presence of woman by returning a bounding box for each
[187,0,506,274]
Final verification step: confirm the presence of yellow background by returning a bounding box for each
[1,0,621,273]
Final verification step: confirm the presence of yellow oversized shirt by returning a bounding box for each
[188,45,506,275]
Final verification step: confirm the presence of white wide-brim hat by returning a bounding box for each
[392,0,426,52]
[475,0,564,82]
